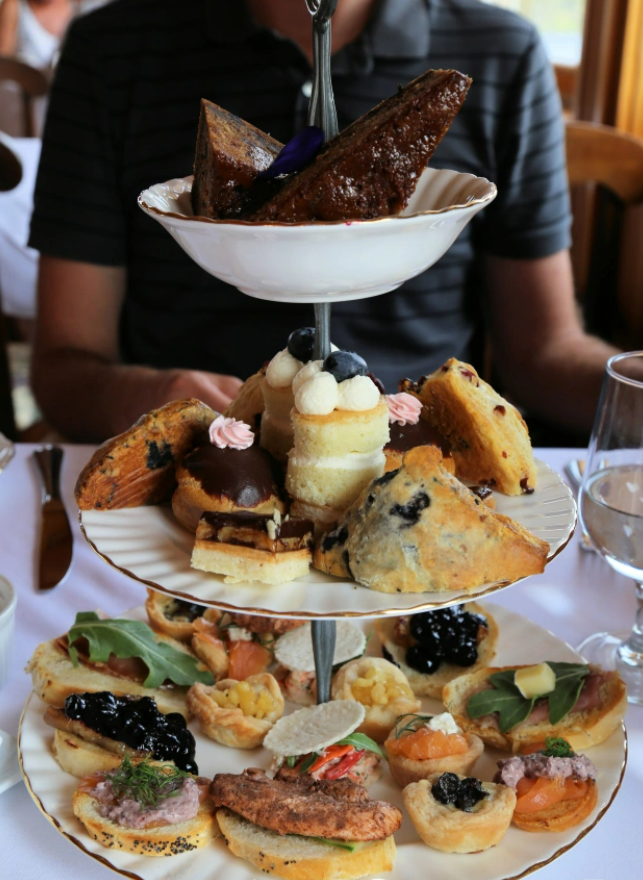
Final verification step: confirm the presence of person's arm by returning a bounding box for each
[31,256,242,442]
[0,0,19,56]
[486,250,617,431]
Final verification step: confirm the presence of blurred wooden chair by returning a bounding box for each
[566,120,643,348]
[554,64,578,115]
[0,55,48,137]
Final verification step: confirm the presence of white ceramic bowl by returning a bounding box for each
[0,576,16,690]
[138,167,497,304]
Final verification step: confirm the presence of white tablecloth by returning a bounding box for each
[0,444,640,880]
[0,137,41,320]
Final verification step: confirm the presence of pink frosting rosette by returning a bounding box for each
[208,415,254,450]
[386,392,422,426]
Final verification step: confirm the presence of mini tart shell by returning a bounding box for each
[374,602,499,698]
[403,773,516,854]
[511,777,598,832]
[186,674,284,749]
[387,732,484,788]
[331,657,421,743]
[145,588,220,642]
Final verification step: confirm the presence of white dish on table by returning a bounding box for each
[79,459,576,619]
[18,603,626,880]
[137,167,497,303]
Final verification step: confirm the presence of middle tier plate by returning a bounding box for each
[79,460,575,619]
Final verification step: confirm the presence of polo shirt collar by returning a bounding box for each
[369,0,431,59]
[205,0,432,60]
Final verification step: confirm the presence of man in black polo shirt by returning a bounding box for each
[29,0,617,441]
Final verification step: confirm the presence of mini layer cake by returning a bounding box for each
[172,416,286,531]
[286,351,390,530]
[192,511,314,584]
[260,328,322,464]
[405,359,537,495]
[384,392,455,474]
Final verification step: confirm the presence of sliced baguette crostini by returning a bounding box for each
[443,664,627,753]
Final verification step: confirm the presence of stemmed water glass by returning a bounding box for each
[578,351,643,703]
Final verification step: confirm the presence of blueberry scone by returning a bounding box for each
[401,358,537,495]
[313,446,549,594]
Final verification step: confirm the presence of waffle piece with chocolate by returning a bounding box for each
[192,512,314,584]
[75,399,216,510]
[191,100,284,220]
[250,69,471,223]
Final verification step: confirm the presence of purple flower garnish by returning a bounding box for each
[257,126,324,179]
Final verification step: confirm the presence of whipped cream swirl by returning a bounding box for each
[386,392,422,426]
[209,415,254,450]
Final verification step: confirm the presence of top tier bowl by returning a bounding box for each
[138,167,497,303]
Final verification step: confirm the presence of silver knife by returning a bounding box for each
[32,445,73,589]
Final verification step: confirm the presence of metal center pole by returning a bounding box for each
[307,1,340,700]
[312,619,337,704]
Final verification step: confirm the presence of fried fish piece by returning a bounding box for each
[210,769,402,841]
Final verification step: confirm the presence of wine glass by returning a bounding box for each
[578,351,643,703]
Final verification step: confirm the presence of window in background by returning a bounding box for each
[482,0,587,66]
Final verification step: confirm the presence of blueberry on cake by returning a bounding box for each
[313,445,549,594]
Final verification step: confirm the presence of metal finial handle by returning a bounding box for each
[312,619,337,703]
[308,18,339,140]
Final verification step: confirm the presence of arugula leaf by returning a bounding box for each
[299,752,319,774]
[546,663,590,725]
[466,663,591,733]
[336,733,384,758]
[467,677,535,733]
[67,612,214,688]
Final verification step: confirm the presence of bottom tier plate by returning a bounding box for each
[18,603,626,880]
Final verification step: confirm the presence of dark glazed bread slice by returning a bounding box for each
[191,99,284,219]
[250,69,471,222]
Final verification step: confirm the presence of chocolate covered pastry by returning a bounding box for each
[172,416,286,531]
[384,393,454,473]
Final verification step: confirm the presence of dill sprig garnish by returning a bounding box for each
[392,713,434,740]
[107,757,191,808]
[541,737,575,758]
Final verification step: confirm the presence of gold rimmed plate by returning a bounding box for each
[79,460,576,619]
[18,603,626,880]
